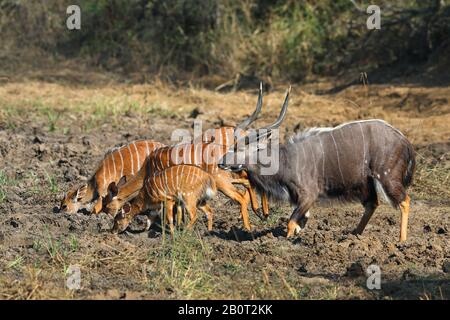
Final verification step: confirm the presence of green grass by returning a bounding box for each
[0,170,17,203]
[69,235,79,252]
[0,171,7,203]
[39,230,76,271]
[7,256,23,270]
[39,105,60,132]
[44,169,59,194]
[147,102,177,118]
[146,229,216,299]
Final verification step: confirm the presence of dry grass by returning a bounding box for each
[412,151,450,201]
[0,80,449,143]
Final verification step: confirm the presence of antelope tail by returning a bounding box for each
[403,142,416,188]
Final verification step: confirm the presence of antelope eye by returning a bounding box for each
[61,205,68,210]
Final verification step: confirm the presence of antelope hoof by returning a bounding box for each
[145,218,152,231]
[255,208,268,221]
[111,221,128,234]
[287,220,302,238]
[111,225,120,234]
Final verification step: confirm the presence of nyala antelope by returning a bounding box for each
[220,119,416,242]
[112,164,216,234]
[59,140,165,214]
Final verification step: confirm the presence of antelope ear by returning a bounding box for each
[117,176,127,188]
[76,185,87,201]
[107,182,119,199]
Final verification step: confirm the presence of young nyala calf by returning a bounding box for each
[112,164,216,234]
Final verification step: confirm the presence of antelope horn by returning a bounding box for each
[261,86,290,130]
[236,82,263,129]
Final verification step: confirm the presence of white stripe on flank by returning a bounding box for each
[319,136,325,178]
[164,169,173,194]
[359,122,366,178]
[379,126,388,171]
[330,132,345,185]
[103,164,107,190]
[133,142,140,171]
[154,172,164,198]
[162,170,168,196]
[111,153,117,181]
[145,141,150,157]
[127,145,134,175]
[308,140,317,171]
[106,157,111,185]
[158,149,164,171]
[154,173,163,197]
[166,148,171,167]
[301,145,306,171]
[118,148,124,178]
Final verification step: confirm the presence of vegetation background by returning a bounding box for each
[1,0,449,85]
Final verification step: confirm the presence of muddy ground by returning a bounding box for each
[0,78,448,299]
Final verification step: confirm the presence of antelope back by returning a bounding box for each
[145,165,212,200]
[96,140,165,191]
[148,142,227,175]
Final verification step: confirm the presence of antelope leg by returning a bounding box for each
[232,179,264,219]
[91,198,103,214]
[198,203,214,231]
[216,180,252,231]
[186,202,198,230]
[261,192,269,217]
[353,202,378,235]
[165,200,175,235]
[176,204,183,228]
[399,195,410,242]
[287,203,313,238]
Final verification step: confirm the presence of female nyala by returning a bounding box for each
[59,140,165,214]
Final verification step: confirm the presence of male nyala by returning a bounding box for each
[220,119,416,242]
